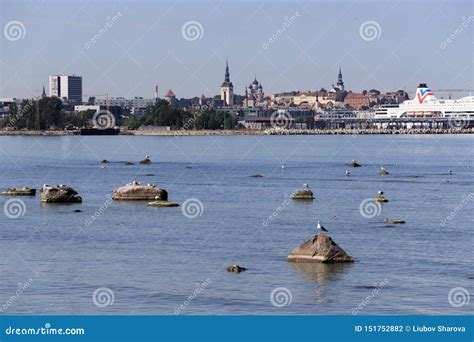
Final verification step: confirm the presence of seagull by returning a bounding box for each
[346,170,351,176]
[378,190,384,195]
[145,155,150,159]
[448,169,453,175]
[317,220,328,232]
[281,165,285,170]
[303,183,309,189]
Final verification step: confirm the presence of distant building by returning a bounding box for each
[244,76,264,107]
[164,89,178,106]
[93,97,155,116]
[343,93,370,109]
[220,60,234,106]
[331,67,345,92]
[49,75,82,104]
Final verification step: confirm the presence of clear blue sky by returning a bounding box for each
[1,0,472,99]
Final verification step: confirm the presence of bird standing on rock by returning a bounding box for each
[317,220,328,232]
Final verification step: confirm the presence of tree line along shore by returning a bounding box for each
[2,96,472,135]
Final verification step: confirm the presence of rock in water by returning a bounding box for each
[250,174,264,178]
[101,159,110,164]
[288,233,354,263]
[1,187,36,196]
[348,160,361,167]
[139,158,152,165]
[112,182,168,201]
[374,194,388,203]
[385,219,405,224]
[291,186,314,200]
[226,265,247,273]
[148,200,179,207]
[40,185,82,203]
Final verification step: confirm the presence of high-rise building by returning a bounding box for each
[49,75,82,104]
[220,60,234,106]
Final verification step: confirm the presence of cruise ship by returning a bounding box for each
[374,84,474,120]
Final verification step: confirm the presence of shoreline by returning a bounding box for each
[0,128,472,137]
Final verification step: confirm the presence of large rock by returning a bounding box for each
[40,185,82,203]
[1,187,36,196]
[291,185,314,200]
[112,181,168,201]
[288,233,354,263]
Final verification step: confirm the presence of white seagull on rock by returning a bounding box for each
[317,220,328,232]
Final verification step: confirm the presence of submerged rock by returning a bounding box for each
[74,209,82,213]
[291,184,314,200]
[348,160,361,167]
[1,187,36,196]
[148,200,179,207]
[124,161,134,165]
[385,218,405,224]
[375,191,388,203]
[112,181,168,201]
[226,265,247,273]
[288,233,354,263]
[250,174,264,178]
[40,184,82,203]
[101,159,110,164]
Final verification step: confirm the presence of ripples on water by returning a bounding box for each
[0,135,472,315]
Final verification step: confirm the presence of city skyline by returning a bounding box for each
[1,0,472,99]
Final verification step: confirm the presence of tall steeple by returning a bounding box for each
[41,85,47,98]
[336,66,344,91]
[224,59,230,83]
[220,59,234,106]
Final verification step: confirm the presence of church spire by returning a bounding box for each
[336,66,344,90]
[41,85,47,98]
[224,59,230,83]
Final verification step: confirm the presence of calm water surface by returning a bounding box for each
[0,135,472,315]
